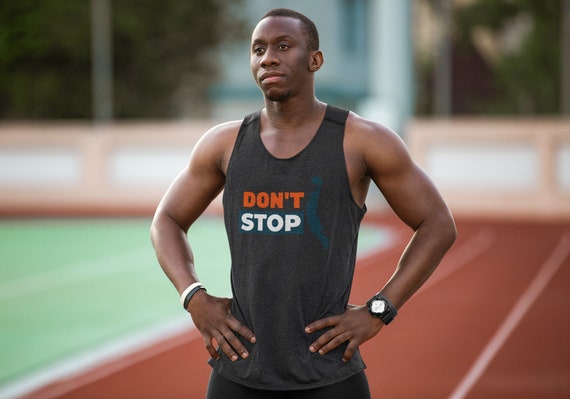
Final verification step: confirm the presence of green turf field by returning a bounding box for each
[0,217,387,386]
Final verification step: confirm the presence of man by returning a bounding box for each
[151,8,456,399]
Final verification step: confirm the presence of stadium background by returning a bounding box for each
[0,1,569,398]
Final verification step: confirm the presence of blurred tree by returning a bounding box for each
[111,0,246,118]
[416,0,562,115]
[0,1,91,118]
[455,0,562,114]
[0,0,246,119]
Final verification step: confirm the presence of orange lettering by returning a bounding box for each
[270,192,284,208]
[243,191,304,208]
[243,192,256,207]
[257,192,269,208]
[289,192,305,208]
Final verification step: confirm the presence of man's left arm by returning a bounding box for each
[305,119,456,361]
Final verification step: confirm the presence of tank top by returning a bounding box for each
[211,104,367,390]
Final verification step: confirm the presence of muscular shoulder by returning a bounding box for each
[191,119,242,174]
[194,119,242,153]
[345,112,406,151]
[344,111,412,178]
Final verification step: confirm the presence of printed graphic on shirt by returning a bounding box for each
[306,176,330,249]
[238,176,330,248]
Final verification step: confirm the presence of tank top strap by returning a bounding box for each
[323,105,349,127]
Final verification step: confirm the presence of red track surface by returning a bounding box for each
[22,215,570,399]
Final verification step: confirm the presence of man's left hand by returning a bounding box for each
[305,304,383,362]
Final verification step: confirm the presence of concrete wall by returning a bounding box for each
[408,118,570,220]
[1,118,569,219]
[0,121,218,216]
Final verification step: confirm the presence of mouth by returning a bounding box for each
[260,72,284,83]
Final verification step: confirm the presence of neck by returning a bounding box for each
[263,97,326,130]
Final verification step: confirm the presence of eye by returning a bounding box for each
[253,45,265,55]
[277,43,290,51]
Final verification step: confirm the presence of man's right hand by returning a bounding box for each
[187,291,256,362]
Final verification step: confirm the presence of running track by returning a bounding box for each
[18,215,570,399]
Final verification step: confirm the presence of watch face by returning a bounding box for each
[371,299,386,314]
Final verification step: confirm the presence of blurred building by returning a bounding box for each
[208,0,414,133]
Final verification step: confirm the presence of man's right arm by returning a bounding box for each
[150,121,255,361]
[150,123,228,293]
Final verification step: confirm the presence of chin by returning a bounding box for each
[262,87,293,103]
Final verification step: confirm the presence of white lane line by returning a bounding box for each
[418,228,496,294]
[0,247,149,301]
[356,225,400,262]
[447,231,570,399]
[0,224,393,398]
[0,316,198,399]
[357,227,496,289]
[356,227,409,268]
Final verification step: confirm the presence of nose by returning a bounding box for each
[260,47,279,67]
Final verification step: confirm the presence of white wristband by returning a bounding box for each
[180,282,204,306]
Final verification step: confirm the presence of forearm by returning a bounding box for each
[150,212,200,295]
[381,211,456,309]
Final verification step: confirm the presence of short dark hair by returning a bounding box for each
[261,8,319,51]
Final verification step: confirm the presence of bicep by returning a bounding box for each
[155,138,227,232]
[366,131,448,230]
[159,165,225,230]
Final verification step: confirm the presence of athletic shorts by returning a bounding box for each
[206,369,371,399]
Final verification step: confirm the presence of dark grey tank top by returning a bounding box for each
[211,105,367,390]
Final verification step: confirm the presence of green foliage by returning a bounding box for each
[0,0,246,119]
[111,0,246,118]
[456,0,562,114]
[0,1,91,118]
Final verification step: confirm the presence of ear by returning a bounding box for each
[308,50,324,72]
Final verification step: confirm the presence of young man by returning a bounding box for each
[151,8,456,399]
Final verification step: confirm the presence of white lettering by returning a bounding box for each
[253,213,268,231]
[267,214,284,232]
[241,213,254,231]
[285,214,301,231]
[240,212,303,233]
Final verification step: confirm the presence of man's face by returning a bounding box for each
[250,16,315,102]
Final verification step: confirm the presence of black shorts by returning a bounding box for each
[206,369,371,399]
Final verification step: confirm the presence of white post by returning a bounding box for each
[562,0,570,115]
[358,0,414,134]
[90,0,113,124]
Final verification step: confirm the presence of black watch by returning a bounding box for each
[366,293,398,325]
